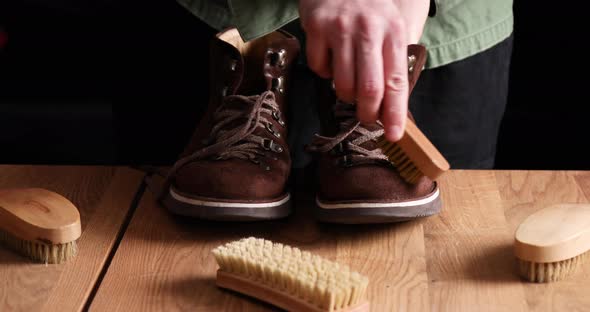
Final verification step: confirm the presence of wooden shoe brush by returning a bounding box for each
[376,44,450,184]
[212,237,370,312]
[376,118,450,184]
[514,203,590,283]
[0,188,81,264]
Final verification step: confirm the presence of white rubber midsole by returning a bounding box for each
[316,188,440,209]
[169,188,290,208]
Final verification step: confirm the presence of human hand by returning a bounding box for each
[299,0,430,141]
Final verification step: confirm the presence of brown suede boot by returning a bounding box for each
[159,28,300,221]
[306,45,442,224]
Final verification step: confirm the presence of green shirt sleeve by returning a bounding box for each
[419,0,514,68]
[175,0,299,41]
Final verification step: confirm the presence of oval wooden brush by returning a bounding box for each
[514,203,590,283]
[0,188,81,264]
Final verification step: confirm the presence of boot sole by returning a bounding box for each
[314,183,441,224]
[161,187,291,221]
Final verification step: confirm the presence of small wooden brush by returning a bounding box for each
[376,44,450,184]
[0,188,81,264]
[212,237,370,312]
[514,203,590,283]
[376,119,450,184]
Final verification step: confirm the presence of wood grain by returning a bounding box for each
[89,175,429,312]
[89,170,590,311]
[424,170,528,311]
[0,165,143,312]
[496,170,590,311]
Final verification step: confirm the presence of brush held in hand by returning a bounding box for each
[376,44,450,184]
[0,188,81,264]
[514,203,590,283]
[212,237,370,312]
[377,118,450,184]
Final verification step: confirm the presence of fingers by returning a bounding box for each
[329,17,355,102]
[381,24,409,142]
[355,17,385,124]
[305,32,331,78]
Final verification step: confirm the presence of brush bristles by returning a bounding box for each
[518,252,587,283]
[378,140,423,184]
[212,237,369,311]
[0,230,78,264]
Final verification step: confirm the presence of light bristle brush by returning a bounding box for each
[212,237,370,312]
[514,203,590,283]
[376,44,450,184]
[376,118,450,184]
[0,188,81,264]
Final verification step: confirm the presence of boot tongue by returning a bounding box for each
[210,37,244,97]
[235,43,268,95]
[214,28,267,96]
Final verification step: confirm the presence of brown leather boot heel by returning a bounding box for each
[159,28,300,221]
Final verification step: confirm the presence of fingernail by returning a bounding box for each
[388,125,403,141]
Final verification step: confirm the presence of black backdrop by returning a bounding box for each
[1,0,589,169]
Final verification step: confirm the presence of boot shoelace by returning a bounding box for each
[306,101,390,167]
[206,91,284,163]
[159,90,284,198]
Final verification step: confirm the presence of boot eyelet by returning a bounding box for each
[269,49,287,67]
[408,55,416,73]
[229,59,238,71]
[262,138,283,153]
[265,122,281,138]
[272,77,284,93]
[277,49,287,67]
[272,110,286,127]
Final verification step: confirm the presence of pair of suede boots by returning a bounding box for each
[157,27,442,224]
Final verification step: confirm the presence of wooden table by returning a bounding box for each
[0,165,144,312]
[1,168,589,311]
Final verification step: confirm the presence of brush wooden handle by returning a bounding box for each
[216,270,370,312]
[396,118,450,180]
[0,188,81,244]
[514,203,590,263]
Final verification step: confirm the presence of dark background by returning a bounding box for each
[0,0,589,169]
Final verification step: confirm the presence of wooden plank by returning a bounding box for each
[424,170,528,311]
[90,175,429,312]
[334,221,429,311]
[496,170,590,311]
[0,165,144,312]
[496,170,588,231]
